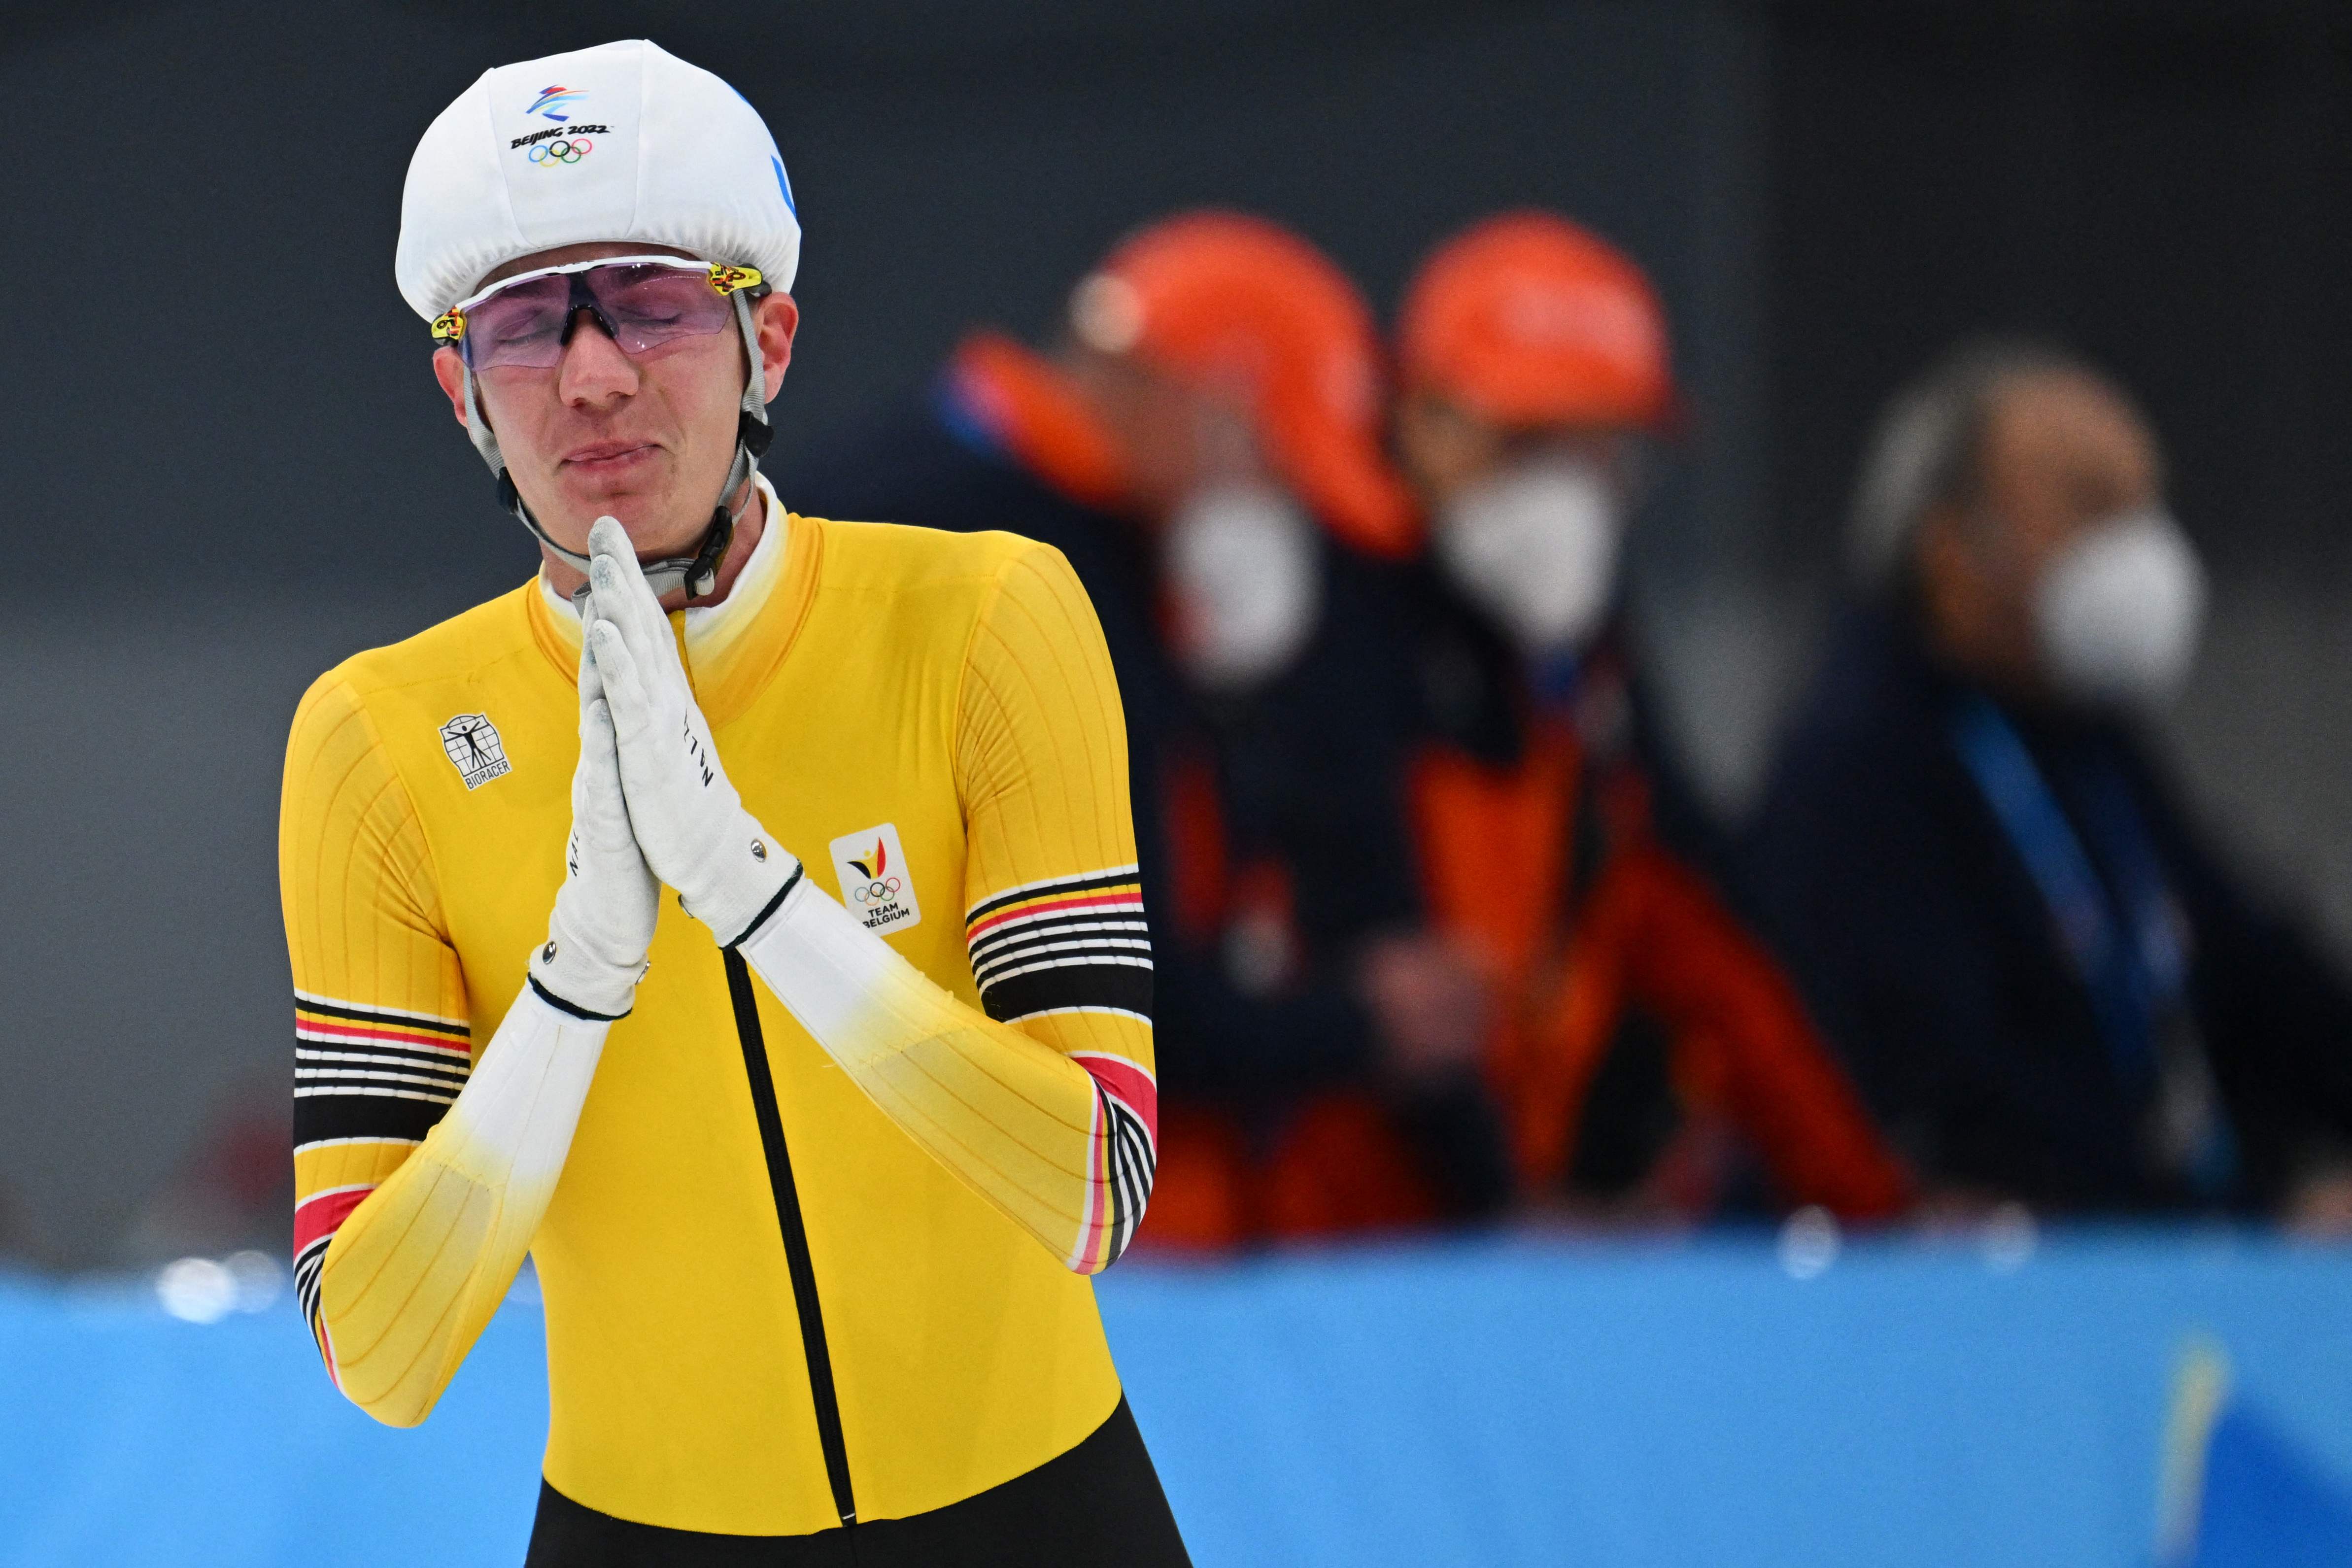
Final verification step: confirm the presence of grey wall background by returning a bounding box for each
[0,0,2346,1265]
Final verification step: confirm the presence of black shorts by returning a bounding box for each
[524,1397,1192,1567]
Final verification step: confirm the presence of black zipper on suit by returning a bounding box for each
[722,945,858,1527]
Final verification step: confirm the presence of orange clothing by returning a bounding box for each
[1147,704,1911,1249]
[1409,711,1912,1219]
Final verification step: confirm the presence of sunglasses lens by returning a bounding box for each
[462,275,574,371]
[588,264,739,352]
[462,263,742,371]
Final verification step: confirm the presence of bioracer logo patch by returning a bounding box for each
[440,714,511,790]
[829,823,920,934]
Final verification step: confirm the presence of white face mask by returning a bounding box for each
[1436,459,1624,656]
[2033,506,2206,709]
[1163,485,1323,691]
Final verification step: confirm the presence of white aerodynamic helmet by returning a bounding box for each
[397,39,801,600]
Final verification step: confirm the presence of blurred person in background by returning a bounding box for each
[1379,212,1911,1223]
[793,212,1517,1244]
[1747,341,2352,1225]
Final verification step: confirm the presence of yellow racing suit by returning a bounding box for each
[280,491,1156,1534]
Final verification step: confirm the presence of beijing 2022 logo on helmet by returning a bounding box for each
[527,84,585,122]
[829,823,922,934]
[509,84,610,164]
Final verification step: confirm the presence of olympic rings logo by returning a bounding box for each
[528,137,593,166]
[851,877,904,906]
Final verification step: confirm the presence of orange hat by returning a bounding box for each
[1398,211,1676,432]
[1071,210,1417,557]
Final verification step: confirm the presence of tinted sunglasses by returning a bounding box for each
[431,255,767,372]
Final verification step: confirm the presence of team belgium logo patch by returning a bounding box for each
[440,714,511,791]
[829,823,921,934]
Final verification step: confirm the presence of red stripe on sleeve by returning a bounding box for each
[964,891,1146,941]
[292,1186,375,1259]
[1071,1053,1158,1145]
[295,1016,475,1056]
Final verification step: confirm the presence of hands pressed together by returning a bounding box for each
[530,516,800,1020]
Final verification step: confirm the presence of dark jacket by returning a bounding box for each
[1367,572,1909,1218]
[1746,605,2352,1212]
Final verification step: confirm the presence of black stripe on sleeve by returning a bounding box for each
[294,1236,330,1325]
[978,962,1154,1025]
[972,933,1152,991]
[964,872,1144,929]
[293,996,473,1039]
[528,973,630,1022]
[968,913,1151,973]
[723,863,805,951]
[295,1040,471,1088]
[292,1086,454,1149]
[1103,1096,1155,1264]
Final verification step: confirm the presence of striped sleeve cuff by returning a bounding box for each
[293,992,473,1147]
[1072,1051,1158,1272]
[963,866,1153,1024]
[291,991,473,1386]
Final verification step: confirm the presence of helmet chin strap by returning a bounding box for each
[462,288,775,606]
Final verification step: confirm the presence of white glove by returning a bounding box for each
[584,515,797,947]
[528,641,660,1017]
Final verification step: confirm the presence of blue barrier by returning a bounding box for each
[5,1232,2352,1567]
